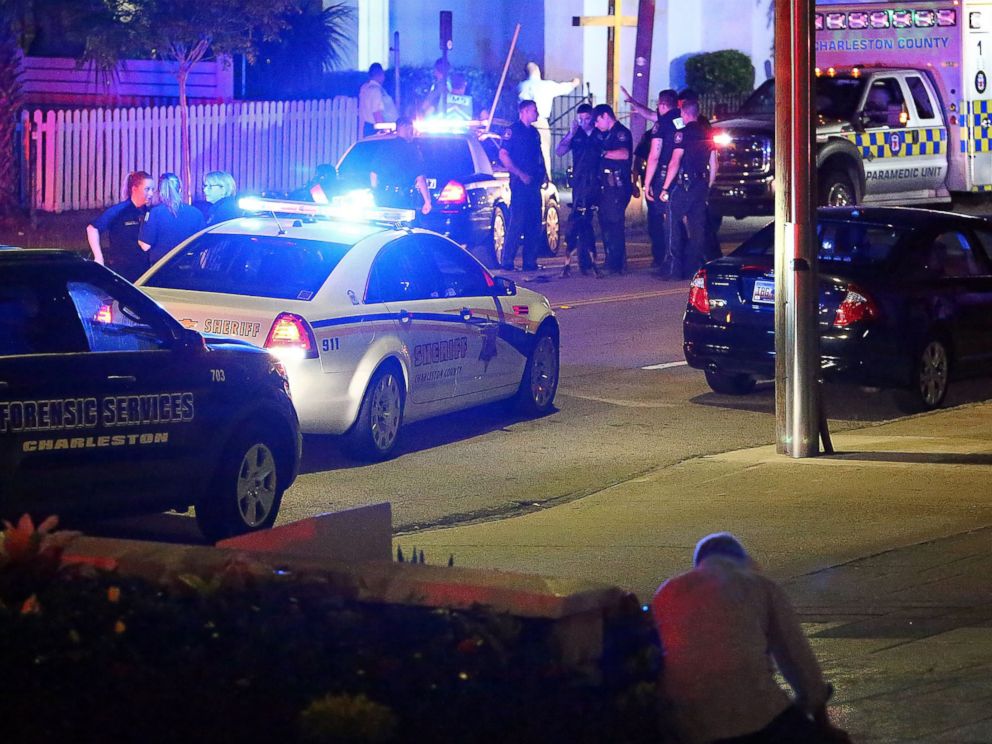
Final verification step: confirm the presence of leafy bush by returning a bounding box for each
[684,50,755,96]
[0,522,665,743]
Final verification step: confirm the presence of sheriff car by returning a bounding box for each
[136,197,561,461]
[0,249,301,541]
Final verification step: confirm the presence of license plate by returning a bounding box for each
[752,279,775,304]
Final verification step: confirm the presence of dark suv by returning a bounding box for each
[0,250,301,541]
[335,129,561,268]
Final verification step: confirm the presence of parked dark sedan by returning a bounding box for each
[683,207,992,410]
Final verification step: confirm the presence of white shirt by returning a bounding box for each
[518,76,577,120]
[652,556,831,743]
[358,79,397,126]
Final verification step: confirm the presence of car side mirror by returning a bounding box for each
[177,327,206,351]
[493,275,517,296]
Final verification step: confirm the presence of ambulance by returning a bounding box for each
[709,0,992,218]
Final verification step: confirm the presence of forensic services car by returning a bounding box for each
[0,250,301,541]
[137,197,561,461]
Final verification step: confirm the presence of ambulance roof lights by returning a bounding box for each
[815,9,956,31]
[238,196,416,226]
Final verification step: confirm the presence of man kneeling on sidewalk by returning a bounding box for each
[652,533,851,744]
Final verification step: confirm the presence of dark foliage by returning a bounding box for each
[0,561,665,743]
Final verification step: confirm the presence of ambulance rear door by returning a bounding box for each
[963,3,992,191]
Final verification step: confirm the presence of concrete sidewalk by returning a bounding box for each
[401,402,992,742]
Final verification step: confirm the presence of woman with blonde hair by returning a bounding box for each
[202,170,242,225]
[138,172,205,265]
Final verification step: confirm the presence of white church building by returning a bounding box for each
[343,0,775,103]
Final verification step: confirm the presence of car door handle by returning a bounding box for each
[106,375,136,383]
[0,380,8,390]
[398,309,412,326]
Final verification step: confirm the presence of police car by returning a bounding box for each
[136,197,561,461]
[0,250,301,541]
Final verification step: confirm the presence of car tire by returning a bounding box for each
[196,425,284,542]
[544,201,561,255]
[819,169,856,207]
[516,326,559,415]
[489,205,508,269]
[704,370,757,395]
[342,364,405,461]
[896,336,950,413]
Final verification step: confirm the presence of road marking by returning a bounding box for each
[642,361,688,370]
[553,287,687,310]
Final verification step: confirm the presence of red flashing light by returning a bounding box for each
[833,285,878,327]
[437,180,467,208]
[688,269,710,315]
[264,312,318,358]
[94,302,113,324]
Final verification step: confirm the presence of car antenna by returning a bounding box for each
[268,209,287,236]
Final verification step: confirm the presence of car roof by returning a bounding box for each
[817,206,991,230]
[0,249,86,265]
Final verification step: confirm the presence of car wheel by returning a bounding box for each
[343,364,405,461]
[897,337,950,412]
[544,201,561,255]
[819,169,856,207]
[516,327,559,414]
[197,426,284,542]
[491,205,508,268]
[704,370,757,395]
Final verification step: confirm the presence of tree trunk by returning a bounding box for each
[178,65,192,204]
[0,30,24,215]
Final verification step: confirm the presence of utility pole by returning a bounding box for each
[774,0,823,457]
[629,0,656,145]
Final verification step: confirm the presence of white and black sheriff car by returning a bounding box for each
[0,250,302,541]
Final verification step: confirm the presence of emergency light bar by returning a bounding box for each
[815,8,955,31]
[238,196,416,226]
[372,119,489,135]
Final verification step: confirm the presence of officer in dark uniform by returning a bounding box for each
[658,99,718,278]
[85,170,154,281]
[592,103,633,275]
[643,89,683,276]
[555,102,601,277]
[369,116,433,218]
[679,88,722,261]
[499,99,547,271]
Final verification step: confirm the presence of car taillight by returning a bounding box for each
[94,302,113,324]
[688,269,709,314]
[264,313,318,360]
[833,285,878,327]
[437,180,467,207]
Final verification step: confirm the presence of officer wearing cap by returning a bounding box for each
[499,99,547,272]
[592,103,633,275]
[658,98,718,278]
[556,102,602,277]
[643,89,683,276]
[369,116,432,218]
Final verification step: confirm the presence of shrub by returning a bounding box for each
[684,50,755,96]
[0,522,664,743]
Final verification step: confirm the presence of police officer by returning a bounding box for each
[85,170,154,281]
[499,99,547,272]
[592,103,633,275]
[555,102,601,277]
[679,88,722,261]
[643,89,683,276]
[369,116,432,217]
[659,99,718,279]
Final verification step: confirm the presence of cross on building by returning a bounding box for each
[572,0,638,110]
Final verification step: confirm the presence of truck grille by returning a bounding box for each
[717,134,772,177]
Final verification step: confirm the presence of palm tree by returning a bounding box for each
[250,1,354,99]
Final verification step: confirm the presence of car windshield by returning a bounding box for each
[734,220,906,266]
[737,77,867,120]
[337,136,480,191]
[143,232,351,300]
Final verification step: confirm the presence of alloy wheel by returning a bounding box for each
[236,443,278,528]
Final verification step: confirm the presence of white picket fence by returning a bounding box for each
[21,98,360,213]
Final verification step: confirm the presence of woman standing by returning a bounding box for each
[138,172,206,266]
[202,170,242,225]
